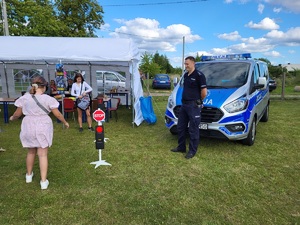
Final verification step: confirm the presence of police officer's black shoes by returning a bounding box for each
[171,147,186,153]
[185,152,195,159]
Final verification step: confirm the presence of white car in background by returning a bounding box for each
[96,71,126,93]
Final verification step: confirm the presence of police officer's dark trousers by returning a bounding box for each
[177,102,202,154]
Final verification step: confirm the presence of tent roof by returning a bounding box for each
[0,36,140,64]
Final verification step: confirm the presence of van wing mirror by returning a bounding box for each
[255,77,267,90]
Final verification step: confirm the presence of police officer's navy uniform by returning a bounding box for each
[177,69,207,156]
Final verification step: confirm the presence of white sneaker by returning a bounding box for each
[26,172,34,183]
[40,179,49,190]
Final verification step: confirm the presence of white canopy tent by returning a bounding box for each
[0,36,144,126]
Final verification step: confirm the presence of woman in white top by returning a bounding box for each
[71,73,93,132]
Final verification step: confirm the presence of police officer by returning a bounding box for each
[171,56,207,159]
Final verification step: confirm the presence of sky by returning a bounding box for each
[96,0,300,68]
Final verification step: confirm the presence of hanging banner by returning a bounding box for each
[55,63,66,95]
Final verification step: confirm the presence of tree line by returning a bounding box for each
[0,0,104,37]
[139,53,300,79]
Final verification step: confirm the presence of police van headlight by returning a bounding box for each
[224,98,248,113]
[168,97,174,108]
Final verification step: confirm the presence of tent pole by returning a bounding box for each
[131,61,135,128]
[46,63,50,84]
[3,63,9,98]
[89,62,92,98]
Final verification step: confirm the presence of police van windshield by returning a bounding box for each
[196,62,250,88]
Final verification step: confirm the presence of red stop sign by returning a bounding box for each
[93,109,105,122]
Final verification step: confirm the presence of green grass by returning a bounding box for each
[0,99,300,225]
[269,77,300,96]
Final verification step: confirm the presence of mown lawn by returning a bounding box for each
[0,98,299,225]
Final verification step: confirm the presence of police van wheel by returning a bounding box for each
[242,119,256,146]
[170,130,178,135]
[260,104,269,122]
[170,126,178,135]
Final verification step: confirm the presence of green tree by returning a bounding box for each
[1,0,61,36]
[54,0,104,37]
[195,53,202,62]
[172,66,183,75]
[152,52,173,74]
[0,0,104,37]
[139,52,160,79]
[24,0,63,36]
[268,64,287,78]
[257,58,271,66]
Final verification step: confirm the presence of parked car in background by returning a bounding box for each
[96,71,126,93]
[269,78,277,92]
[152,74,171,89]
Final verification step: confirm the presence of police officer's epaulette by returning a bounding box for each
[195,70,204,76]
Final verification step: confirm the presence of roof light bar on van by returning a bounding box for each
[201,53,251,61]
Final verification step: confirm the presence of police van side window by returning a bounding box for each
[250,64,260,94]
[259,63,269,79]
[254,64,260,84]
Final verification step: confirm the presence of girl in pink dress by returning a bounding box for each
[10,76,70,190]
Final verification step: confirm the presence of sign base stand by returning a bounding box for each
[90,149,111,168]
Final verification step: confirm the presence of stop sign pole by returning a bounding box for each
[90,108,111,168]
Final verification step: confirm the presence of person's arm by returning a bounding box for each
[82,82,92,96]
[201,87,207,100]
[51,108,69,128]
[199,71,207,101]
[10,107,23,121]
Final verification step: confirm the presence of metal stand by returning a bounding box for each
[90,149,111,168]
[90,118,111,168]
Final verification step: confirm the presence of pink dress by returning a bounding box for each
[14,93,59,148]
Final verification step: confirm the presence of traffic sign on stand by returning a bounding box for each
[91,108,111,168]
[93,109,105,122]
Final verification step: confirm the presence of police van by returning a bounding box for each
[165,53,270,146]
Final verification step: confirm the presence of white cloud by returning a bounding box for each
[193,51,211,57]
[263,51,281,57]
[273,7,282,13]
[241,37,269,45]
[170,56,184,66]
[265,0,300,13]
[265,27,300,45]
[264,29,285,38]
[225,0,300,13]
[210,48,231,55]
[229,42,274,53]
[246,17,280,30]
[258,3,265,14]
[218,31,241,41]
[202,27,300,63]
[202,38,275,57]
[100,23,110,31]
[109,18,201,52]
